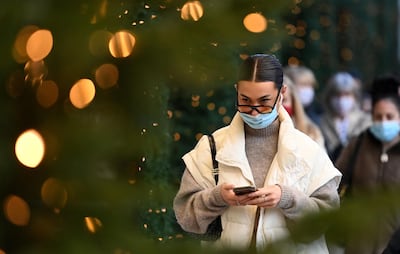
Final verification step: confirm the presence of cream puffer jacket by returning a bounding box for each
[183,107,342,253]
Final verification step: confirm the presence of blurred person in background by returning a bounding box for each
[334,75,400,254]
[282,74,325,148]
[284,65,323,126]
[320,72,371,161]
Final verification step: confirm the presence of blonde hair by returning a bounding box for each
[283,65,318,88]
[283,75,324,146]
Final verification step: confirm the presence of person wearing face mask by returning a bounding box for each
[334,75,400,254]
[319,72,371,161]
[284,65,324,126]
[281,74,325,147]
[173,54,342,252]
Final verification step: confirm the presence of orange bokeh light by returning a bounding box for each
[181,1,204,21]
[109,30,136,58]
[4,195,31,226]
[243,13,268,33]
[69,79,96,109]
[26,29,53,61]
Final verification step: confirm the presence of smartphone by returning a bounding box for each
[233,186,257,195]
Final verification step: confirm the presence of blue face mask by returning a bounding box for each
[239,105,278,129]
[369,121,400,142]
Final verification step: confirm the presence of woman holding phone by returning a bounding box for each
[173,54,341,252]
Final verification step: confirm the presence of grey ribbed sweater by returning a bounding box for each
[244,119,279,188]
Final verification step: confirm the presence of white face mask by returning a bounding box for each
[297,87,314,106]
[331,96,355,116]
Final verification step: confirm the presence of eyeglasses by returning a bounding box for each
[237,88,281,114]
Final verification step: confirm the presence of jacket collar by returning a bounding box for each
[216,106,300,176]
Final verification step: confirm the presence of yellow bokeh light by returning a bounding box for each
[243,13,268,33]
[4,195,31,226]
[41,177,68,211]
[206,90,214,97]
[84,217,103,233]
[12,25,39,63]
[191,95,200,101]
[95,63,119,89]
[181,1,204,21]
[167,110,173,119]
[218,106,227,115]
[288,57,300,65]
[26,29,53,61]
[15,129,45,168]
[195,133,203,140]
[223,116,232,125]
[310,30,320,41]
[207,102,215,111]
[173,132,181,141]
[286,24,296,35]
[295,26,306,37]
[341,48,353,61]
[69,78,96,109]
[109,30,136,58]
[294,38,305,49]
[36,80,59,108]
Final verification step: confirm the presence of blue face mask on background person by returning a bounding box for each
[239,105,278,129]
[369,121,400,142]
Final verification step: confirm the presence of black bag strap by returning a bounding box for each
[207,134,219,184]
[339,132,363,198]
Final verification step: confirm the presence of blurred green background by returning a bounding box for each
[0,0,399,253]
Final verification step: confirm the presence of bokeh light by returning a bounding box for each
[286,24,296,35]
[288,56,300,65]
[3,195,31,226]
[218,106,227,115]
[310,30,320,40]
[341,47,353,61]
[180,1,204,21]
[15,129,45,168]
[69,78,96,109]
[109,30,136,58]
[95,63,119,89]
[12,25,39,63]
[36,80,59,108]
[41,178,68,213]
[84,217,103,233]
[243,13,268,33]
[26,29,53,62]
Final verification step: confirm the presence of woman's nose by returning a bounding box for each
[249,108,259,116]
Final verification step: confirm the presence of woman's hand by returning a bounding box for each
[220,183,255,206]
[245,185,282,208]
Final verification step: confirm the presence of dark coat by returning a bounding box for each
[335,130,400,254]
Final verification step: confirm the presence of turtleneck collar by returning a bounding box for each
[244,117,280,137]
